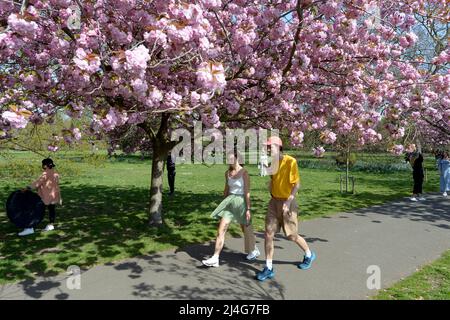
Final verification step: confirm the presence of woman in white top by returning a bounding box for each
[202,152,260,267]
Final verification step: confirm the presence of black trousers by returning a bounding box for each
[413,174,424,194]
[168,169,176,194]
[47,204,56,223]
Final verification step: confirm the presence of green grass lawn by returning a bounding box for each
[374,250,450,300]
[0,150,442,285]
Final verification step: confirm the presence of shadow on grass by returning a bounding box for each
[298,171,440,219]
[299,190,406,220]
[0,184,231,285]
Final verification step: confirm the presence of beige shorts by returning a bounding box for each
[265,198,299,237]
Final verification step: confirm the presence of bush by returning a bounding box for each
[335,152,357,168]
[108,153,150,164]
[298,159,335,170]
[53,153,108,167]
[297,157,411,173]
[349,161,410,173]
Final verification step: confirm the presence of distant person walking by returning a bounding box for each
[167,154,176,196]
[202,152,260,267]
[406,145,425,202]
[438,151,450,197]
[256,136,316,282]
[258,151,269,177]
[91,142,98,154]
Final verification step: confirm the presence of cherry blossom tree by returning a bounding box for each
[1,0,227,226]
[204,0,448,156]
[392,1,450,150]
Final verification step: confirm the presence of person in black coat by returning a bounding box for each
[167,154,176,196]
[406,149,425,201]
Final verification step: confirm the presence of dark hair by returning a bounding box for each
[434,150,444,159]
[42,158,55,169]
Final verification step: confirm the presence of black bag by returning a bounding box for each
[6,190,45,228]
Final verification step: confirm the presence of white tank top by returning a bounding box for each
[228,174,244,195]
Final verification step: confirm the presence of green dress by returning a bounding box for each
[210,174,250,225]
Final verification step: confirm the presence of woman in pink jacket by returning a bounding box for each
[18,158,62,236]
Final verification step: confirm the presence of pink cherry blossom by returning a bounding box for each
[320,130,337,144]
[47,145,59,152]
[389,144,404,156]
[7,13,39,39]
[102,109,119,132]
[291,131,304,147]
[196,61,226,92]
[2,111,28,129]
[433,50,449,64]
[73,48,101,74]
[144,30,168,48]
[313,146,325,158]
[125,45,150,73]
[201,0,222,9]
[72,128,82,141]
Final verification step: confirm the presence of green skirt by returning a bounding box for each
[210,194,249,225]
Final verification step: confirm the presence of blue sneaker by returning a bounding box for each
[256,267,275,281]
[298,251,316,270]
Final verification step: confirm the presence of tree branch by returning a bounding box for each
[137,122,156,141]
[213,10,235,61]
[422,117,450,136]
[20,0,29,14]
[7,139,48,158]
[226,9,296,81]
[61,27,76,41]
[282,0,304,76]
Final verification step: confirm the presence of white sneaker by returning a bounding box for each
[18,228,34,236]
[44,224,55,232]
[410,197,418,202]
[246,247,260,261]
[443,192,448,197]
[418,197,426,201]
[202,257,219,267]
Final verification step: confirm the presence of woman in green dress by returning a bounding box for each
[202,153,260,267]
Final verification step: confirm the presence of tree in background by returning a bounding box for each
[381,1,449,153]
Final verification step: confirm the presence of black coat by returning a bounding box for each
[412,154,424,178]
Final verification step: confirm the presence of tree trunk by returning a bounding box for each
[139,113,177,227]
[345,147,350,193]
[148,144,165,226]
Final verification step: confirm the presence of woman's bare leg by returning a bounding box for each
[213,218,230,256]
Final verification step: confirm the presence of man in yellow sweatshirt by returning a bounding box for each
[256,136,316,282]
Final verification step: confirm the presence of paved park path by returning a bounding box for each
[1,193,449,300]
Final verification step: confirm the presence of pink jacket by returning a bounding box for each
[30,169,62,205]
